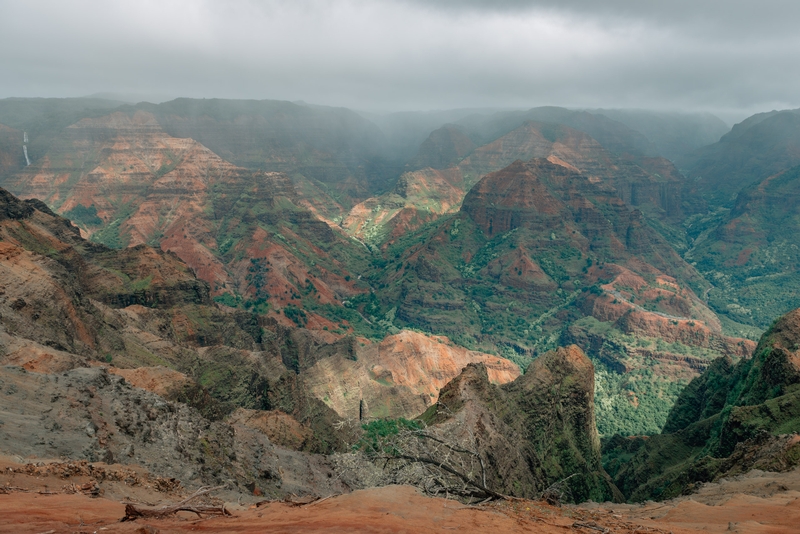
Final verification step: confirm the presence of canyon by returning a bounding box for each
[0,97,799,533]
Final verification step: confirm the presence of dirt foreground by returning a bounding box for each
[2,456,799,533]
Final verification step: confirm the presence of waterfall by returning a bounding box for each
[23,132,31,166]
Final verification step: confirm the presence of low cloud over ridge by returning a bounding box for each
[1,0,798,119]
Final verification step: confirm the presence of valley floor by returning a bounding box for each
[2,455,799,533]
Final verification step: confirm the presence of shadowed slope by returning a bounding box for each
[604,308,800,501]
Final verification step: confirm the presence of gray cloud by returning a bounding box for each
[1,0,798,121]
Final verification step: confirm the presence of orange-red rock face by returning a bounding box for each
[1,111,366,316]
[106,366,192,397]
[461,158,643,245]
[303,330,520,420]
[374,330,520,395]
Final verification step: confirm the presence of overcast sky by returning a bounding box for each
[2,0,799,121]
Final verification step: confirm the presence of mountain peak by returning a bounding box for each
[460,157,608,237]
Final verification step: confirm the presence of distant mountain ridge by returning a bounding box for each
[588,108,730,162]
[344,119,694,246]
[132,98,396,202]
[679,108,800,206]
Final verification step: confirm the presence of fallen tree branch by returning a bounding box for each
[283,494,320,506]
[540,473,577,506]
[0,486,30,493]
[382,454,509,501]
[572,520,609,533]
[304,494,336,507]
[121,485,231,521]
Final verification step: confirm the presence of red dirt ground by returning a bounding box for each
[2,455,800,533]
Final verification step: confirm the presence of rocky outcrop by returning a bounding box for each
[722,307,800,409]
[421,346,622,503]
[0,365,346,498]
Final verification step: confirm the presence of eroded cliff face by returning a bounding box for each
[0,186,523,462]
[0,111,372,328]
[420,346,622,503]
[462,158,659,245]
[345,120,689,245]
[604,307,800,502]
[0,365,347,498]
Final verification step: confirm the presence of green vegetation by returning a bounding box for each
[64,204,102,227]
[570,316,716,436]
[679,166,800,331]
[165,381,233,421]
[355,418,423,455]
[154,150,180,177]
[90,202,136,249]
[594,362,688,436]
[189,349,271,413]
[604,310,800,501]
[283,304,308,327]
[213,293,242,308]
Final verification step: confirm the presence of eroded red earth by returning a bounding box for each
[3,468,800,534]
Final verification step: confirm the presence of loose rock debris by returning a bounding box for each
[3,460,181,492]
